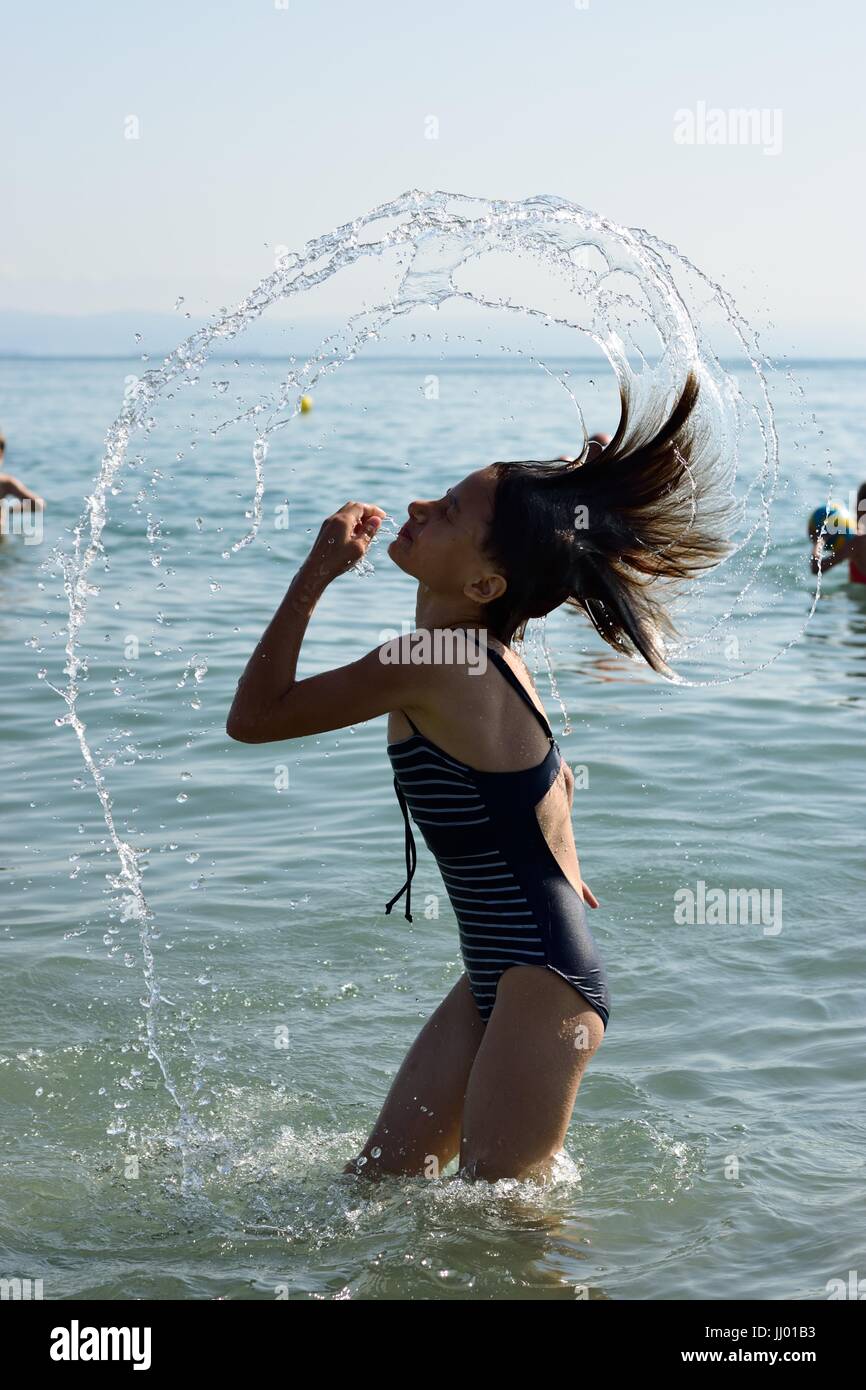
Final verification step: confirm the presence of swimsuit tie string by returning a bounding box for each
[385,777,417,922]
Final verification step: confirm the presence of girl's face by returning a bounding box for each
[388,466,506,604]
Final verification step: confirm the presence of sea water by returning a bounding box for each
[1,192,864,1299]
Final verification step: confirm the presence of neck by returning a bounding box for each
[414,586,489,637]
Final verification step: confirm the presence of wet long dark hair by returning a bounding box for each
[484,371,732,676]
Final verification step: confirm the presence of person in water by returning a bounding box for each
[809,483,866,585]
[227,371,728,1183]
[558,431,612,464]
[0,432,44,539]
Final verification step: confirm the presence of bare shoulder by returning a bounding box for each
[486,635,551,716]
[401,628,551,730]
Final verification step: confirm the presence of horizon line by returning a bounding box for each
[1,351,864,365]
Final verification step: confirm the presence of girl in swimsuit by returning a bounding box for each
[227,369,728,1183]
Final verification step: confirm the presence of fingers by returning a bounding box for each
[308,501,386,581]
[334,502,386,543]
[336,501,387,521]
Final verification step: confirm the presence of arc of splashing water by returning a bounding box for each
[222,201,794,686]
[52,196,442,1160]
[52,188,798,1166]
[212,191,707,550]
[634,226,838,682]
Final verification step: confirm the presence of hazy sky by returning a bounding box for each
[3,0,863,354]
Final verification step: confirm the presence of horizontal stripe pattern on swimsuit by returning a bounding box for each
[387,741,491,829]
[438,848,548,1009]
[384,638,611,1032]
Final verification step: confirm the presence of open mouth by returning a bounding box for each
[396,521,414,543]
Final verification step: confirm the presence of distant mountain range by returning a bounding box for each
[0,310,857,363]
[0,309,606,360]
[0,310,365,359]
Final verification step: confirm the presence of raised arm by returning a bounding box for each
[0,473,44,507]
[226,500,429,744]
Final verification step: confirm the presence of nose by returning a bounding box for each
[407,498,429,522]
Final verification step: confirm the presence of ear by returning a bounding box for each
[464,571,507,605]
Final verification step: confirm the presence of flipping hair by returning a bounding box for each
[484,371,732,676]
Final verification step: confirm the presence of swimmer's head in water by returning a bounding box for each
[808,502,856,554]
[480,372,733,674]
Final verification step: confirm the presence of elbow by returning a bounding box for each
[226,703,296,744]
[226,703,257,743]
[226,682,301,743]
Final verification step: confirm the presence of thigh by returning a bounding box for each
[459,965,605,1182]
[345,973,486,1180]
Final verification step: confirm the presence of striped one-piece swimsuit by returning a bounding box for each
[384,642,611,1030]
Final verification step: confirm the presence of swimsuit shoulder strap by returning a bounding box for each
[483,642,555,743]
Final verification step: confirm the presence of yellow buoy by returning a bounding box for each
[300,394,313,414]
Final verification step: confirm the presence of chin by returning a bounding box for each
[387,536,417,575]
